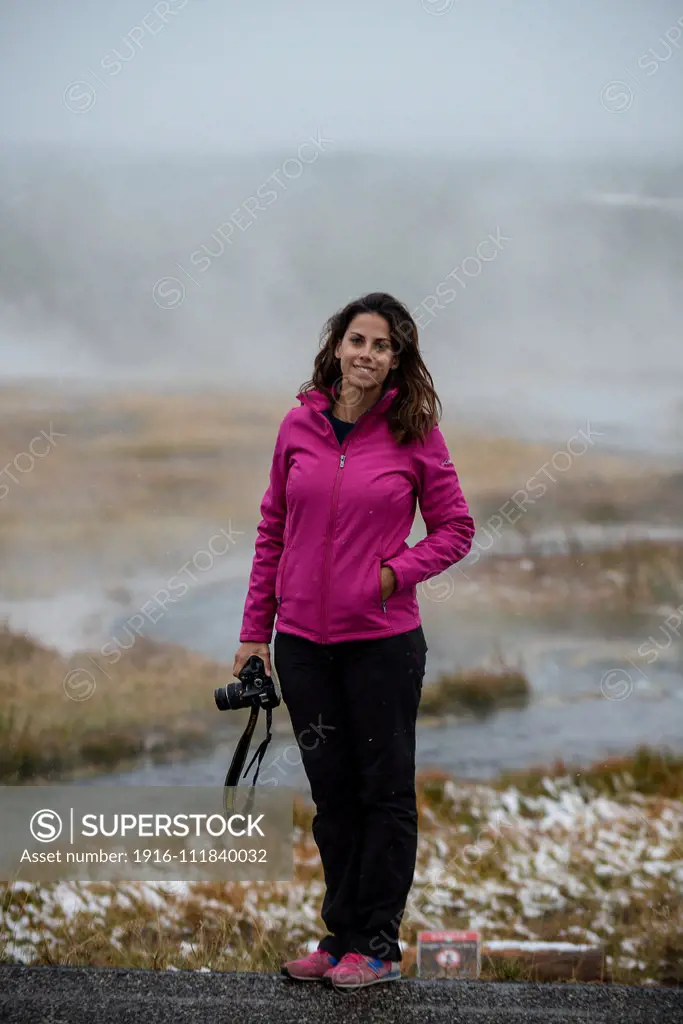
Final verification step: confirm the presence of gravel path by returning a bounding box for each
[1,966,682,1024]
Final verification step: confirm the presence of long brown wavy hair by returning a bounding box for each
[298,292,442,445]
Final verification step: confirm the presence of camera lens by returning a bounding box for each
[214,686,230,711]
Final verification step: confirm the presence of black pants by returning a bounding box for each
[273,625,428,963]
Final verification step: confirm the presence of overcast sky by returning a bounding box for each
[1,0,683,155]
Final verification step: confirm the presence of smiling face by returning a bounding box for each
[334,312,399,395]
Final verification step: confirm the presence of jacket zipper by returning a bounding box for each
[318,401,381,644]
[320,444,351,643]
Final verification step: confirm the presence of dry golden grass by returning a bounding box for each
[418,660,530,717]
[0,622,533,782]
[0,383,668,534]
[1,382,681,778]
[1,381,679,607]
[497,745,683,801]
[468,537,683,613]
[0,387,285,595]
[1,750,681,984]
[2,381,676,605]
[0,624,264,782]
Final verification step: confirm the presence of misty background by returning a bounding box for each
[2,0,683,799]
[1,0,683,452]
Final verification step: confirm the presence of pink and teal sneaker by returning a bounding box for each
[324,952,402,989]
[281,948,339,981]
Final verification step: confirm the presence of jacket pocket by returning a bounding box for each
[378,554,390,619]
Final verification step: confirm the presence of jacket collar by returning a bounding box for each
[297,384,398,417]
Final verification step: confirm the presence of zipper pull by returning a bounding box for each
[340,453,346,467]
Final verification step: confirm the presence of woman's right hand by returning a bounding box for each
[233,642,272,680]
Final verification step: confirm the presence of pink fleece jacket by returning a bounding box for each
[240,384,475,644]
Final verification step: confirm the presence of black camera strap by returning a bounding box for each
[223,704,274,816]
[241,706,274,785]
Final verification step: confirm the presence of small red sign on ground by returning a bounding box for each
[417,930,480,979]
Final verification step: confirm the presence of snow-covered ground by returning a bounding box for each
[2,774,681,983]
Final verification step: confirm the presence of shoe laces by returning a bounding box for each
[338,953,368,966]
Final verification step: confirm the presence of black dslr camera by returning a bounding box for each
[214,655,281,712]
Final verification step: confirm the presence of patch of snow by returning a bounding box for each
[485,941,596,952]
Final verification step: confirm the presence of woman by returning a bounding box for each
[233,292,475,989]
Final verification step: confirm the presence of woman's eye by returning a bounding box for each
[349,336,388,350]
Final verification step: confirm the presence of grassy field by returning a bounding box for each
[2,384,678,779]
[1,749,681,986]
[0,625,237,782]
[1,382,679,599]
[459,538,683,615]
[1,384,682,984]
[0,624,531,781]
[418,659,530,717]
